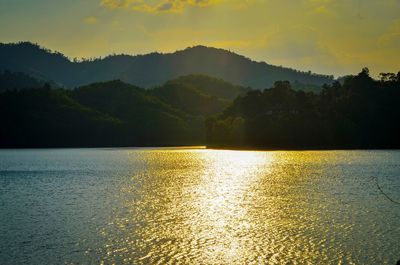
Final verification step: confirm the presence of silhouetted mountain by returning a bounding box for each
[0,42,334,89]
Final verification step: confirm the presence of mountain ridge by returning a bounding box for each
[0,42,334,89]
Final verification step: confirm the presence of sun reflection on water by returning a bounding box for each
[187,150,275,263]
[95,149,400,264]
[98,149,278,264]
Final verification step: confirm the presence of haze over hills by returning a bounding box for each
[0,42,334,89]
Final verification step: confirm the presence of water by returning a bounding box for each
[0,148,399,264]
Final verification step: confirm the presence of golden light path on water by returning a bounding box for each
[95,148,400,264]
[184,150,273,263]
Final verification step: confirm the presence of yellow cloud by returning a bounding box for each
[83,16,98,24]
[100,0,221,13]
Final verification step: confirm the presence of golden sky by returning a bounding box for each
[0,0,399,77]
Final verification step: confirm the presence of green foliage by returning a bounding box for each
[1,74,249,147]
[206,69,400,149]
[0,80,206,147]
[71,80,202,146]
[206,116,245,147]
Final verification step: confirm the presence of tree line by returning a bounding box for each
[0,68,399,149]
[206,68,400,149]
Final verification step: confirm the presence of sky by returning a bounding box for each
[0,0,399,77]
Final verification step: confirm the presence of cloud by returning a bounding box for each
[83,16,98,24]
[100,0,220,13]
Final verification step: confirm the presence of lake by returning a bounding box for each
[0,148,399,264]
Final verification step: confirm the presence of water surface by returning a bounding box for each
[0,148,399,264]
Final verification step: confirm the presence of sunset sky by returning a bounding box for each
[0,0,399,77]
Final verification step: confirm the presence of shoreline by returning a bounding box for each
[0,145,399,151]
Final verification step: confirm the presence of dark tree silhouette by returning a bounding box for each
[206,69,400,149]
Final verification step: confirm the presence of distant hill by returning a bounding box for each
[0,42,334,89]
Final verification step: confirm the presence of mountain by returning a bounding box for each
[0,42,334,89]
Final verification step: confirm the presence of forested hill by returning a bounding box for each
[0,74,246,147]
[0,80,204,147]
[0,68,399,148]
[0,42,334,89]
[206,69,400,149]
